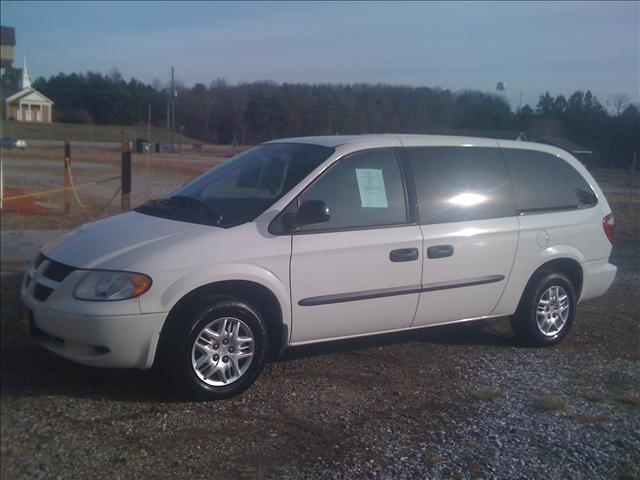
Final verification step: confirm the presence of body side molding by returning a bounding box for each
[298,274,505,306]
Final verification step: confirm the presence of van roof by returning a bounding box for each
[265,134,554,153]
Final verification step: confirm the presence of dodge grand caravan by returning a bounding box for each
[21,135,617,400]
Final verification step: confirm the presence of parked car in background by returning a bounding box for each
[21,135,617,400]
[2,136,27,149]
[135,138,151,153]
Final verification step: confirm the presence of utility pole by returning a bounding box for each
[170,66,175,153]
[518,91,523,112]
[147,103,151,147]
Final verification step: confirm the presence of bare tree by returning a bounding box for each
[610,93,630,116]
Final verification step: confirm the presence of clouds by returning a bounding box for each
[2,0,638,108]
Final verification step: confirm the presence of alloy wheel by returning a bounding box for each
[191,316,255,386]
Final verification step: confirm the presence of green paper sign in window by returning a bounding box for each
[356,168,388,208]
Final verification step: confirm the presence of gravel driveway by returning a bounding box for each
[1,239,637,479]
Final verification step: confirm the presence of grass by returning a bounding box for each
[469,389,504,401]
[467,461,484,476]
[0,119,199,144]
[616,470,640,480]
[582,391,608,403]
[615,395,640,407]
[568,413,611,427]
[581,391,640,408]
[610,199,639,240]
[535,394,567,411]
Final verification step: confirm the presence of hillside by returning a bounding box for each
[0,120,199,144]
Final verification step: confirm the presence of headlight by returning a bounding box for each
[74,271,152,301]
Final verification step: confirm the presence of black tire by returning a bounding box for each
[161,297,269,401]
[510,272,576,347]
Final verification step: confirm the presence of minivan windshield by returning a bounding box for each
[135,143,334,228]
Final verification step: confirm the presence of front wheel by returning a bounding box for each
[164,298,269,400]
[511,272,576,347]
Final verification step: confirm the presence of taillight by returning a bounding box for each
[603,213,615,243]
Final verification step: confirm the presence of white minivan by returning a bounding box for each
[21,135,617,400]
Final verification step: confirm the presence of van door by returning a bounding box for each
[288,148,423,344]
[404,146,519,326]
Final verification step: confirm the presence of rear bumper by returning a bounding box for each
[579,259,617,302]
[29,308,166,369]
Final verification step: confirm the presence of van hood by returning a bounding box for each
[42,211,222,270]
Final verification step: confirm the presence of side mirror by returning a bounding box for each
[283,200,330,230]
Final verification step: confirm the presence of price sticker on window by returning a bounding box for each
[355,168,388,208]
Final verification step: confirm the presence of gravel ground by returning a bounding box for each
[1,240,637,479]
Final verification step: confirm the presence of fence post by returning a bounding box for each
[64,140,71,214]
[121,141,131,211]
[0,146,3,210]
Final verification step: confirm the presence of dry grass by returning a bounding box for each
[610,199,640,240]
[469,389,504,401]
[0,119,197,144]
[615,470,640,480]
[605,372,635,390]
[568,413,611,427]
[467,461,484,476]
[582,391,608,403]
[535,394,567,411]
[615,395,640,407]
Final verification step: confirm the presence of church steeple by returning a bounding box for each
[20,49,31,90]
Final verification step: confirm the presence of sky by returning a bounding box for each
[1,1,639,110]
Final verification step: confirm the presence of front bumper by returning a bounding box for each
[27,307,166,369]
[20,254,167,369]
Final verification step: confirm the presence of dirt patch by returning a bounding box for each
[1,186,51,215]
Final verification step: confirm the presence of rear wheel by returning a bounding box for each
[163,297,268,400]
[511,272,576,347]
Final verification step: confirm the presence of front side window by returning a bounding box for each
[298,149,408,232]
[407,147,515,224]
[503,149,597,213]
[136,143,333,228]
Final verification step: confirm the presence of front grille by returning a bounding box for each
[34,253,46,269]
[27,254,77,304]
[42,258,77,282]
[33,283,54,302]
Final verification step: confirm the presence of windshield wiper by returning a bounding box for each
[142,195,223,225]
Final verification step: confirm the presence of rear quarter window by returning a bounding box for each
[502,149,597,214]
[406,146,515,224]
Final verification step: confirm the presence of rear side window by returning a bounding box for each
[503,149,597,214]
[406,147,515,224]
[298,148,408,231]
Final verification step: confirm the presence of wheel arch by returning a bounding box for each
[156,279,288,364]
[518,257,584,309]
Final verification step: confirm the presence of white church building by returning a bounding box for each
[4,56,54,122]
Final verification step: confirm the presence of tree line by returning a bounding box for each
[2,67,638,154]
